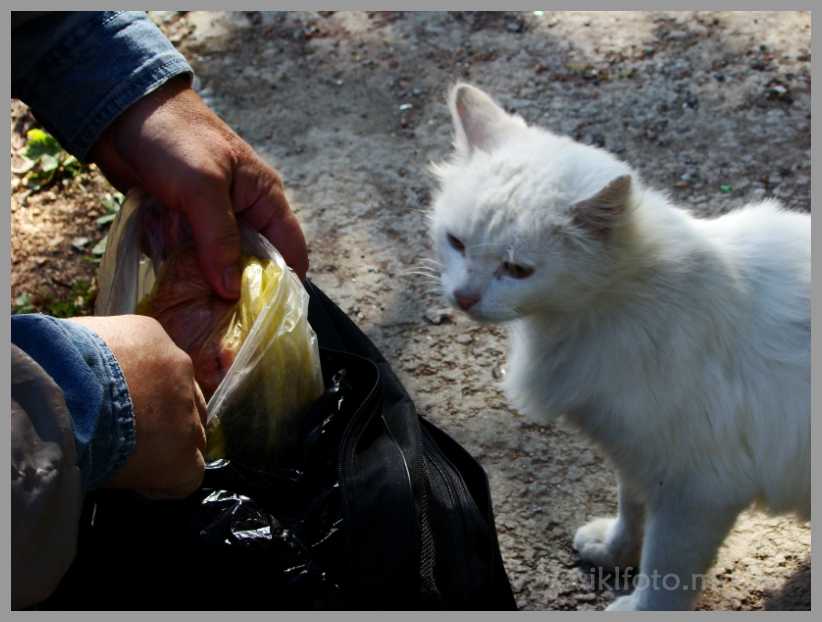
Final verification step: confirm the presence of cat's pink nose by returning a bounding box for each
[454,290,481,311]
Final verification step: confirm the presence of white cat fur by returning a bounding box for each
[429,83,810,611]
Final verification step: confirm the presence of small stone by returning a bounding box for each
[424,308,453,325]
[456,333,473,345]
[71,237,90,251]
[575,592,597,602]
[730,597,742,609]
[505,17,524,33]
[399,103,413,111]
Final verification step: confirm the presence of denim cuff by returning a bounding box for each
[10,314,136,491]
[78,324,137,487]
[12,11,193,160]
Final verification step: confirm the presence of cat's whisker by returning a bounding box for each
[411,261,440,269]
[399,266,439,276]
[399,270,441,283]
[422,81,810,610]
[400,277,438,284]
[402,265,441,277]
[416,258,442,267]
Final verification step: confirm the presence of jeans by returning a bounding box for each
[11,11,193,160]
[11,11,194,487]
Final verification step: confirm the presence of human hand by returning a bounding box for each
[67,315,207,498]
[89,76,308,299]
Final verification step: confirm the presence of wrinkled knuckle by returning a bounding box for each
[134,314,168,340]
[185,467,206,495]
[177,349,196,374]
[165,345,194,377]
[166,474,203,499]
[183,149,231,192]
[165,451,205,498]
[265,164,284,189]
[183,458,206,495]
[195,166,230,193]
[132,313,161,330]
[217,226,242,247]
[265,187,291,220]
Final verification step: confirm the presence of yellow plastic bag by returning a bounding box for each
[204,255,325,464]
[96,189,324,467]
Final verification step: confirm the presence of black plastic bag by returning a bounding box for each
[42,282,516,610]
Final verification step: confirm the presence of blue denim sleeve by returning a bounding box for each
[11,314,136,492]
[11,11,193,161]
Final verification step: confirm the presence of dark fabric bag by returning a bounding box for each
[42,282,516,610]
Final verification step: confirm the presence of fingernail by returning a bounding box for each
[223,264,242,297]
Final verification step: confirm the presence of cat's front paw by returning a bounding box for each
[605,593,640,611]
[573,517,640,570]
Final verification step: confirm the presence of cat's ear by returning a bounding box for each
[571,175,632,240]
[448,83,524,156]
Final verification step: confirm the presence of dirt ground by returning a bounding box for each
[10,10,811,610]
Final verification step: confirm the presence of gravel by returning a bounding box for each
[164,11,811,610]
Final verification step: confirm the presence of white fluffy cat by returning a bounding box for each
[428,83,810,611]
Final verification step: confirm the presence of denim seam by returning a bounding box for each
[13,11,193,159]
[82,328,136,485]
[71,57,193,159]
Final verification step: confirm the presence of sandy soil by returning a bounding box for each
[11,10,811,610]
[10,99,116,316]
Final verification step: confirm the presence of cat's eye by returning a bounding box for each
[447,233,465,254]
[501,261,534,279]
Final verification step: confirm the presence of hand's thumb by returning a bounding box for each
[182,194,243,300]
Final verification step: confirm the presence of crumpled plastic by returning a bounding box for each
[95,189,324,467]
[41,363,355,611]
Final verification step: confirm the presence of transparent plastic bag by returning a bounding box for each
[96,189,324,467]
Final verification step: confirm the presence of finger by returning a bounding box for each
[260,212,309,281]
[236,190,282,231]
[180,449,206,497]
[181,189,243,300]
[193,380,208,428]
[237,202,309,281]
[234,159,309,280]
[148,429,207,499]
[140,458,205,499]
